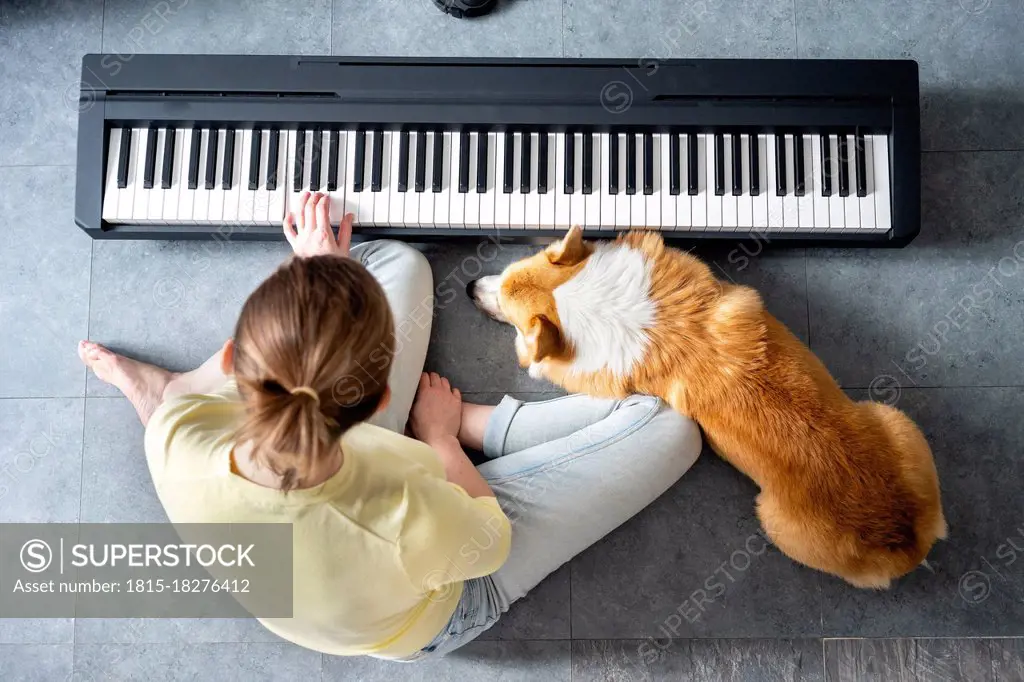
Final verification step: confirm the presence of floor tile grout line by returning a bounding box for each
[792,0,799,58]
[821,638,827,680]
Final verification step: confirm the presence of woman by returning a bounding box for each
[78,192,702,660]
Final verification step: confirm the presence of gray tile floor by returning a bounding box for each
[1,0,1023,679]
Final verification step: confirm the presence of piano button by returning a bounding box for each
[584,132,601,226]
[629,133,645,226]
[302,129,315,195]
[810,135,830,230]
[675,133,691,229]
[237,129,256,222]
[510,132,525,227]
[827,134,845,228]
[371,129,385,193]
[838,134,850,197]
[720,134,737,228]
[415,131,427,193]
[614,133,630,228]
[553,132,570,228]
[686,133,699,197]
[737,134,752,228]
[102,129,121,221]
[457,131,470,194]
[537,132,550,194]
[625,133,637,196]
[373,130,393,225]
[191,129,209,221]
[141,127,157,190]
[432,129,444,193]
[388,130,405,225]
[146,129,167,221]
[481,131,498,227]
[669,133,681,196]
[224,129,246,223]
[797,134,816,229]
[794,133,806,197]
[607,131,619,195]
[160,128,175,190]
[266,129,281,191]
[855,131,868,198]
[643,133,660,227]
[476,131,489,194]
[398,130,410,193]
[582,132,594,195]
[820,135,833,197]
[659,134,676,229]
[571,132,586,225]
[774,134,786,196]
[502,131,515,193]
[730,133,742,196]
[327,129,340,192]
[309,128,323,191]
[358,130,377,224]
[401,132,418,225]
[521,131,532,194]
[524,132,540,228]
[858,134,878,230]
[449,131,466,227]
[208,129,228,222]
[116,127,132,189]
[764,134,783,229]
[752,134,768,229]
[165,128,186,223]
[201,129,216,191]
[222,128,237,191]
[125,127,148,221]
[563,132,575,195]
[464,132,481,227]
[642,132,654,196]
[292,128,306,193]
[247,128,262,191]
[782,134,799,228]
[713,132,726,197]
[352,130,366,193]
[842,135,860,229]
[183,127,200,191]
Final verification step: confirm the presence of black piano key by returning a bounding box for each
[538,133,549,194]
[187,127,200,190]
[266,129,280,191]
[457,131,470,193]
[855,131,867,197]
[431,131,443,193]
[116,128,132,189]
[309,129,322,191]
[160,128,175,190]
[774,134,786,196]
[520,133,532,193]
[503,131,514,193]
[371,129,384,192]
[749,134,760,196]
[820,135,833,197]
[794,134,806,197]
[222,129,236,190]
[204,129,218,190]
[582,132,594,194]
[713,133,724,197]
[248,128,262,190]
[669,133,680,196]
[477,132,488,193]
[731,133,742,196]
[838,134,850,197]
[398,130,410,193]
[564,133,575,194]
[293,128,306,193]
[608,133,619,195]
[143,127,158,189]
[625,133,636,195]
[415,131,427,193]
[686,133,698,196]
[327,130,339,192]
[352,130,366,192]
[642,132,653,195]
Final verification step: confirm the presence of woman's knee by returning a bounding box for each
[626,396,703,469]
[355,240,433,290]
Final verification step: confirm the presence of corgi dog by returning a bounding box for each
[467,226,945,588]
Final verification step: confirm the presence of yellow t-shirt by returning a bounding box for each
[143,380,512,658]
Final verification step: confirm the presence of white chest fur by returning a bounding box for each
[552,244,656,377]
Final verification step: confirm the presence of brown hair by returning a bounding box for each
[232,255,395,491]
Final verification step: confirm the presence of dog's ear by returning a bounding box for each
[524,315,563,362]
[546,225,591,266]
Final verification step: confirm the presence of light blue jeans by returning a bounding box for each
[352,241,703,661]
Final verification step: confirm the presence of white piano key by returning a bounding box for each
[434,131,453,229]
[287,129,304,217]
[207,129,227,223]
[524,132,541,229]
[302,129,315,194]
[765,135,783,230]
[389,130,405,227]
[797,134,815,230]
[630,135,645,227]
[690,135,707,229]
[858,134,876,231]
[553,133,570,229]
[318,129,331,211]
[191,129,210,222]
[161,128,184,223]
[449,132,467,229]
[402,131,419,227]
[752,134,768,230]
[418,132,436,227]
[645,134,661,228]
[463,132,481,229]
[539,133,556,230]
[675,134,691,230]
[828,134,845,229]
[237,129,254,223]
[246,129,268,224]
[721,134,737,229]
[481,131,498,228]
[222,129,243,223]
[585,133,601,228]
[132,128,154,222]
[705,135,722,229]
[873,135,891,231]
[843,134,861,231]
[810,135,830,231]
[600,134,615,229]
[737,134,752,228]
[373,130,393,227]
[354,130,375,227]
[326,130,346,224]
[782,134,799,229]
[267,130,287,225]
[495,132,511,229]
[570,132,586,228]
[510,132,526,228]
[102,128,121,221]
[614,133,631,229]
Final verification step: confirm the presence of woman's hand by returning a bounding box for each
[283,192,354,259]
[409,373,463,447]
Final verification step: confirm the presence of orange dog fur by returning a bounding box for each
[469,227,945,588]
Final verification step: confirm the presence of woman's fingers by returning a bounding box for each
[295,192,311,231]
[282,212,298,244]
[337,212,354,256]
[315,192,330,231]
[303,192,317,232]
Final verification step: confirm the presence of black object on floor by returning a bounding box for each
[432,0,497,18]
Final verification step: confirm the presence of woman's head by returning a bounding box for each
[230,255,395,490]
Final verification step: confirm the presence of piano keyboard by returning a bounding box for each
[101,126,891,233]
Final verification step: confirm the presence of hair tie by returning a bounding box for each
[289,386,320,404]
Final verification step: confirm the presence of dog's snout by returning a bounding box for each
[466,279,478,299]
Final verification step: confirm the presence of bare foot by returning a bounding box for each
[459,402,496,452]
[78,341,176,426]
